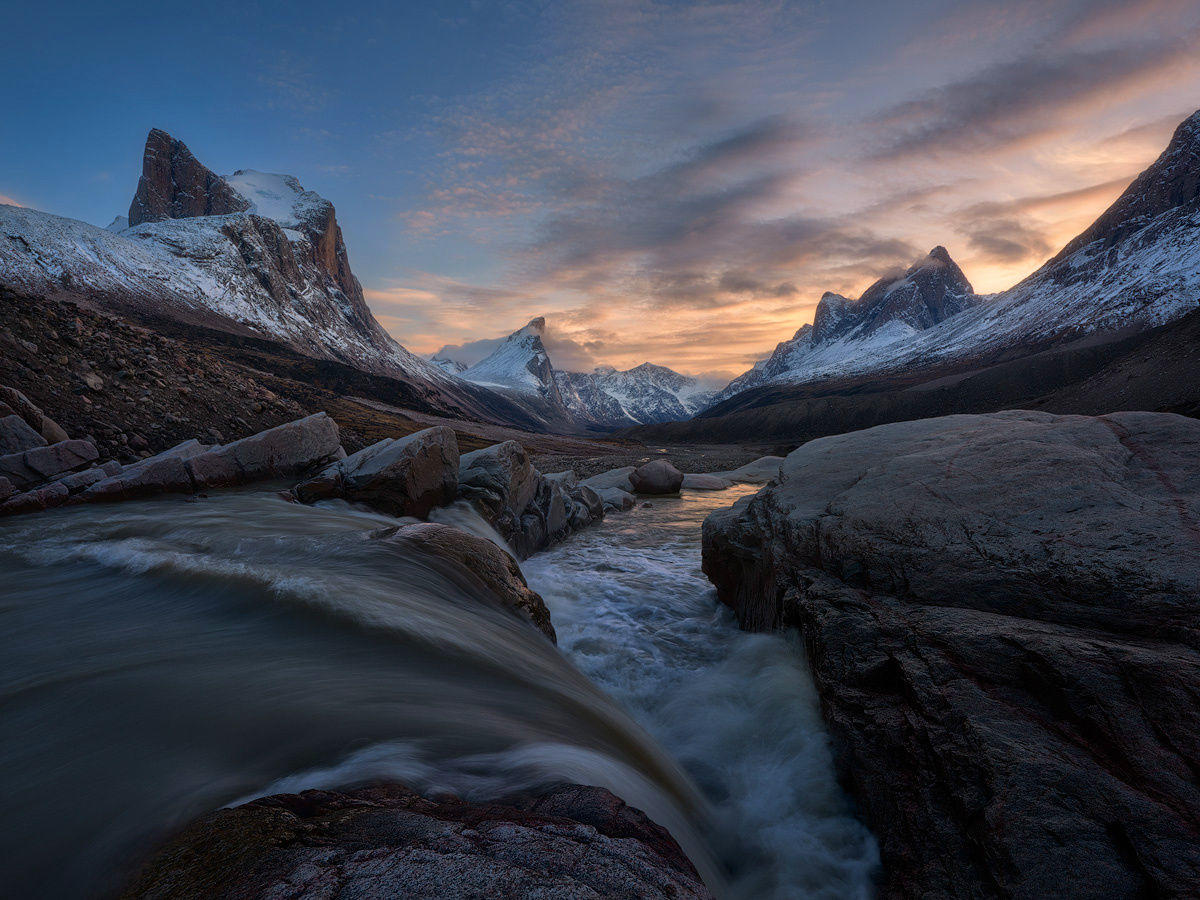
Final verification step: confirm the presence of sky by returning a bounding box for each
[4,0,1200,380]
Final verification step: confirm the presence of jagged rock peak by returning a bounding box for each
[128,129,250,226]
[522,316,547,334]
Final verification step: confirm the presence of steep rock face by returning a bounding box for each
[123,783,712,899]
[128,128,251,226]
[702,410,1200,898]
[461,318,562,402]
[1,130,447,384]
[1050,109,1200,263]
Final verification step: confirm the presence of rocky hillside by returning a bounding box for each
[714,108,1200,400]
[0,129,445,383]
[703,410,1200,897]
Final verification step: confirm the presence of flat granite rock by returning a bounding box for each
[703,410,1200,898]
[122,783,712,900]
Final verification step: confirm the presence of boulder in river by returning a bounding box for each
[702,410,1200,898]
[380,521,555,641]
[710,455,783,484]
[681,473,731,491]
[631,459,683,494]
[582,465,636,493]
[122,783,713,899]
[458,441,603,558]
[295,426,459,517]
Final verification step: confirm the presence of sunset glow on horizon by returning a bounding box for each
[6,0,1200,380]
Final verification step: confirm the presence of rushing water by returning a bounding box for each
[0,485,875,898]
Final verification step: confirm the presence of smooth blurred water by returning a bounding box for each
[0,485,875,899]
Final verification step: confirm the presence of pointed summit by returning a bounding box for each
[461,315,561,403]
[128,129,250,226]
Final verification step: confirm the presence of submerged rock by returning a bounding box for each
[702,410,1200,897]
[631,459,683,495]
[380,521,555,642]
[295,426,459,517]
[122,783,712,900]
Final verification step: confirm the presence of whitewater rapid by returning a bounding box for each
[0,485,875,898]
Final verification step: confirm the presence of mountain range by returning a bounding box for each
[445,317,717,428]
[620,107,1200,443]
[709,109,1200,404]
[4,109,1200,442]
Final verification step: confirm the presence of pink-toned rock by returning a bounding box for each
[0,440,98,488]
[0,482,69,516]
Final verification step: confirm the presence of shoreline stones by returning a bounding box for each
[702,410,1200,897]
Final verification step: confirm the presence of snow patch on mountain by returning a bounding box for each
[557,362,718,426]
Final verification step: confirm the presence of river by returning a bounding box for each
[0,485,876,898]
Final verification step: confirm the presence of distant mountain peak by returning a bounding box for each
[461,316,561,403]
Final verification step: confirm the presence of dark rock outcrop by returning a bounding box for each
[128,128,251,226]
[123,783,712,900]
[0,438,98,489]
[458,440,604,558]
[295,426,459,517]
[631,459,684,494]
[0,385,69,444]
[702,410,1200,898]
[0,413,46,454]
[380,521,556,641]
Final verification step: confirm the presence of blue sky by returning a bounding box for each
[4,0,1200,376]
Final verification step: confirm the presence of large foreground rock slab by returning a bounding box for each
[0,439,98,489]
[123,783,712,899]
[185,412,343,488]
[703,410,1200,898]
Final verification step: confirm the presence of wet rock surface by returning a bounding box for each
[458,440,604,558]
[703,410,1200,898]
[380,521,556,641]
[295,426,459,517]
[122,783,712,900]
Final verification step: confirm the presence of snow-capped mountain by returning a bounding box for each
[460,317,563,401]
[718,108,1200,399]
[452,316,716,428]
[721,246,977,399]
[557,363,717,427]
[429,354,468,375]
[0,128,447,384]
